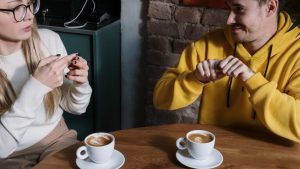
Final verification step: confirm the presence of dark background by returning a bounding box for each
[36,0,120,23]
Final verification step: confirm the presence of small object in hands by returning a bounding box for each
[66,54,81,74]
[64,67,70,75]
[215,61,222,72]
[55,54,69,75]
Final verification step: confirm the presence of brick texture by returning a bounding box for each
[147,21,180,38]
[201,8,229,26]
[184,24,210,40]
[147,36,171,52]
[148,1,172,20]
[172,39,191,54]
[150,0,180,4]
[174,7,202,23]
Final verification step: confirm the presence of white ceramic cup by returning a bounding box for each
[176,130,215,160]
[76,132,115,164]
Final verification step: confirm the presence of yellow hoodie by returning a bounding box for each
[153,12,300,143]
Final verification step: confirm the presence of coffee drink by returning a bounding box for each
[77,132,115,163]
[176,130,215,160]
[188,133,213,143]
[86,134,112,147]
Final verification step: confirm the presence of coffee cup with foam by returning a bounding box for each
[176,130,215,160]
[76,132,115,163]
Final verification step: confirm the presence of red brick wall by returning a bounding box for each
[145,0,228,125]
[182,0,227,8]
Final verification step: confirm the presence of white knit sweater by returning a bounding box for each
[0,29,92,158]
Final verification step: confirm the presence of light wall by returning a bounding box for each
[120,0,146,128]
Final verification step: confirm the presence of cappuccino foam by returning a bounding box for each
[86,135,112,147]
[188,133,213,143]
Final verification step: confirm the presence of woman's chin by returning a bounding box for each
[18,33,32,41]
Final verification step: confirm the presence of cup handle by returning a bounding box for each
[176,137,187,150]
[76,146,88,160]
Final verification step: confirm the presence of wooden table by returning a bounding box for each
[33,124,300,169]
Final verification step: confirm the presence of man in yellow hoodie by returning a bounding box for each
[153,0,300,143]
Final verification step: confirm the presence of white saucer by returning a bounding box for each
[76,150,125,169]
[176,148,223,169]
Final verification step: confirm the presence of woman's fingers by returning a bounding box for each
[34,54,77,87]
[66,75,87,83]
[65,55,89,84]
[68,56,89,70]
[66,69,88,77]
[38,55,59,67]
[53,54,77,72]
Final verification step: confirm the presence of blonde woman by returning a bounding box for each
[0,0,92,168]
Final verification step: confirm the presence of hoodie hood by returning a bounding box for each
[223,12,300,116]
[224,12,300,71]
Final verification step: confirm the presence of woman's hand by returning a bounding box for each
[65,55,89,84]
[33,54,76,89]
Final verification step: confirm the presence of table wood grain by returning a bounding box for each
[33,124,300,169]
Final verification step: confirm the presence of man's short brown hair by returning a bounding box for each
[256,0,284,12]
[257,0,267,6]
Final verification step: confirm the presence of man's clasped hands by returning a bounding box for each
[195,55,254,83]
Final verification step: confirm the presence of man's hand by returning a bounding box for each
[194,59,225,83]
[219,55,254,82]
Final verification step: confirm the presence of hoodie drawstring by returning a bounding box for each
[226,44,273,120]
[264,45,272,77]
[226,43,237,107]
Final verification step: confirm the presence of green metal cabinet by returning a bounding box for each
[39,20,121,140]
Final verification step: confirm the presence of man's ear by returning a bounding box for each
[266,0,279,16]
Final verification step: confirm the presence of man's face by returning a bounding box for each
[226,0,269,43]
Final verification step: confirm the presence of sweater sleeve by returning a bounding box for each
[0,76,51,158]
[153,42,206,110]
[60,80,92,115]
[51,32,92,115]
[245,72,300,143]
[40,29,92,114]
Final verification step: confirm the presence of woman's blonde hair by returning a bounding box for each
[0,21,61,119]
